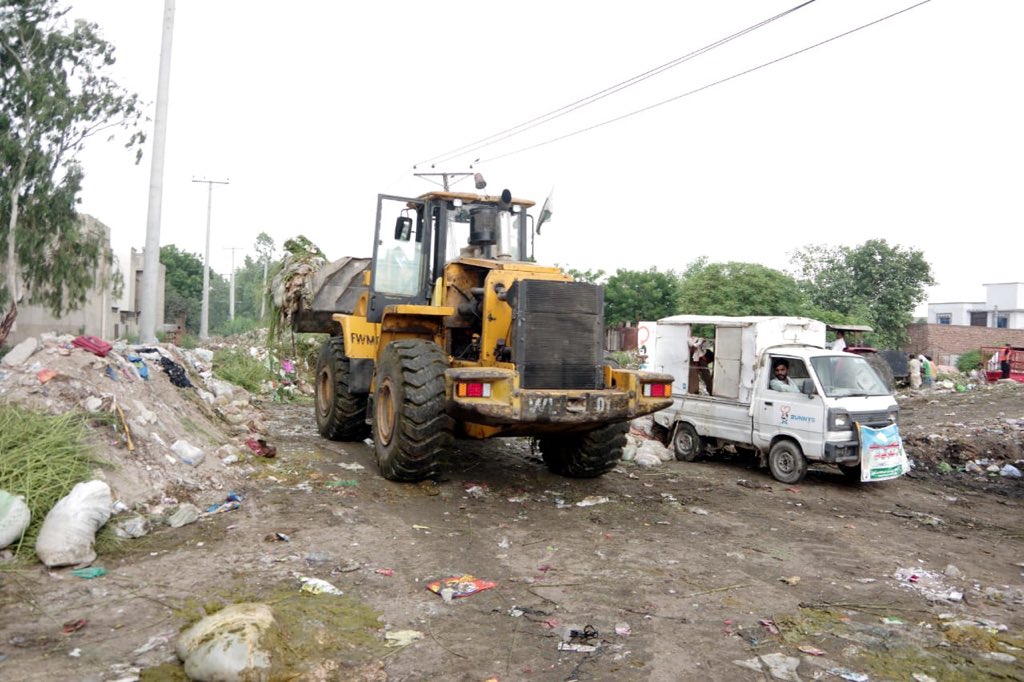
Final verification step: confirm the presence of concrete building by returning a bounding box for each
[6,214,165,344]
[927,282,1024,329]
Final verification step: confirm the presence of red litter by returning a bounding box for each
[427,575,497,600]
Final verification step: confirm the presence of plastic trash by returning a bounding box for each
[176,603,276,681]
[35,480,112,567]
[427,575,497,601]
[244,437,277,458]
[0,490,31,549]
[71,567,107,579]
[1000,464,1022,478]
[384,630,424,647]
[171,440,205,466]
[299,576,343,595]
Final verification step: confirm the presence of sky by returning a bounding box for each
[64,0,1023,317]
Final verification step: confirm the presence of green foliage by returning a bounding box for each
[0,405,97,558]
[564,267,606,284]
[956,349,981,373]
[677,258,811,317]
[790,239,935,348]
[1,0,144,314]
[603,267,682,326]
[212,348,271,394]
[213,316,261,337]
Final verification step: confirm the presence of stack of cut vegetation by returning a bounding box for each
[0,405,98,559]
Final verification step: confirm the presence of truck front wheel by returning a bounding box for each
[316,337,370,441]
[539,422,628,478]
[373,340,452,482]
[768,440,808,484]
[672,423,704,462]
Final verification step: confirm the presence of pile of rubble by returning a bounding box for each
[0,333,272,507]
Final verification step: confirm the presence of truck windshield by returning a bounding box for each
[810,355,890,397]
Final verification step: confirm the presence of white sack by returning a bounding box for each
[35,480,112,567]
[0,490,31,549]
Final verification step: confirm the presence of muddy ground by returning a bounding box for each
[1,383,1023,681]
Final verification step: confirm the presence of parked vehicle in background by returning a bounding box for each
[982,345,1024,383]
[648,316,902,484]
[826,324,902,389]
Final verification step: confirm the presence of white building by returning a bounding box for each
[928,282,1024,329]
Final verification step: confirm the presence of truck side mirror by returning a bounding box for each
[394,216,413,241]
[801,380,816,396]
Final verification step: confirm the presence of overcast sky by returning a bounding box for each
[66,0,1022,316]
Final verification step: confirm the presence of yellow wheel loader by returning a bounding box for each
[292,187,674,481]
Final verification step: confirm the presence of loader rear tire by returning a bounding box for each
[539,422,628,478]
[373,340,452,482]
[315,337,370,441]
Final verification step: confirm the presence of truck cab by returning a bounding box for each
[649,315,903,483]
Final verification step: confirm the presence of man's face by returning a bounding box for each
[774,364,788,381]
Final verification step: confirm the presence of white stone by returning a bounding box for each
[1,337,39,366]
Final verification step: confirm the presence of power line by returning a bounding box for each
[478,0,933,165]
[415,0,818,169]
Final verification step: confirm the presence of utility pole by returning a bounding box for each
[139,0,175,343]
[413,171,475,191]
[192,177,229,339]
[223,246,243,321]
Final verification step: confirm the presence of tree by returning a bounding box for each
[677,258,812,317]
[0,0,144,343]
[790,239,935,348]
[603,267,682,326]
[564,267,605,284]
[254,232,274,321]
[160,245,204,333]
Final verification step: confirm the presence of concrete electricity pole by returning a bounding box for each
[192,177,229,339]
[139,0,176,343]
[224,246,243,321]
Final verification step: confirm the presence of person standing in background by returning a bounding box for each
[908,354,921,389]
[831,330,847,352]
[999,343,1013,379]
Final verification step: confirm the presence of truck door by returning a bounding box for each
[753,355,824,456]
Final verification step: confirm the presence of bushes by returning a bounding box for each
[956,349,981,373]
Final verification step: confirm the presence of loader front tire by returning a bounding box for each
[539,422,628,478]
[373,340,452,482]
[316,337,370,441]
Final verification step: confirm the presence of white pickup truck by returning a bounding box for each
[648,315,902,484]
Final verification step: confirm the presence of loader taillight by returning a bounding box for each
[457,382,492,398]
[643,383,671,398]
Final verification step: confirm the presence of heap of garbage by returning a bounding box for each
[0,331,279,564]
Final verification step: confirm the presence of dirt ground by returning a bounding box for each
[1,372,1023,681]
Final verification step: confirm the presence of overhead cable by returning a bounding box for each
[477,0,932,164]
[414,0,818,169]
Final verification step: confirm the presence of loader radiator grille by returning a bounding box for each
[508,280,604,389]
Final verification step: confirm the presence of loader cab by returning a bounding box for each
[367,190,533,322]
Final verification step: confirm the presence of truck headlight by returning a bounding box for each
[888,406,899,425]
[828,409,851,431]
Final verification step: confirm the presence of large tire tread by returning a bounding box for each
[539,422,628,478]
[374,340,453,482]
[316,337,370,441]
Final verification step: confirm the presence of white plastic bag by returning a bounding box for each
[0,490,31,549]
[35,480,112,567]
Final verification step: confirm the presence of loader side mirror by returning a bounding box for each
[394,216,413,241]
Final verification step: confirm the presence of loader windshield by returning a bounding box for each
[444,202,524,262]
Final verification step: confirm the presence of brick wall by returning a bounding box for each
[906,323,1024,366]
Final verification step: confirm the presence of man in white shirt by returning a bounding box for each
[770,359,800,392]
[831,330,847,352]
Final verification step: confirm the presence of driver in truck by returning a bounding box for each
[769,358,801,392]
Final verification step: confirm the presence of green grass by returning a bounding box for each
[0,404,100,558]
[212,348,274,393]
